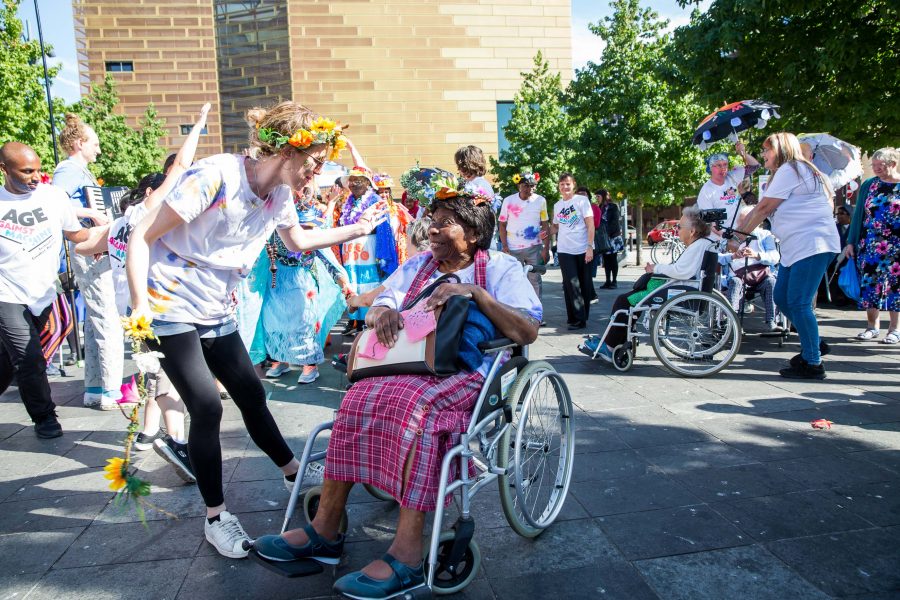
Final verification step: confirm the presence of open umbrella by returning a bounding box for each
[315,161,349,189]
[693,100,780,150]
[798,133,863,189]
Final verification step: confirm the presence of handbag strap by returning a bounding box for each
[401,249,489,309]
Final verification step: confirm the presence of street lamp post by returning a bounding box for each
[32,0,82,368]
[33,0,59,165]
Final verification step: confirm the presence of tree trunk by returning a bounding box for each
[635,198,644,266]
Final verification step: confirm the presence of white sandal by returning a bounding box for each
[883,330,900,345]
[856,328,880,340]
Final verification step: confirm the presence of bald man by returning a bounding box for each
[0,142,105,438]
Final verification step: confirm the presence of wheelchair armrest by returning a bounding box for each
[478,337,519,352]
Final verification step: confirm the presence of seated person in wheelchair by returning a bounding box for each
[582,205,715,361]
[719,205,780,330]
[255,181,541,599]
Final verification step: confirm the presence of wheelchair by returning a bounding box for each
[247,337,576,597]
[585,249,743,377]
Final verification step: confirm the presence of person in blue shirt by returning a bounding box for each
[52,113,124,409]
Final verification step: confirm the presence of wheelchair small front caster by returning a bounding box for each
[612,345,633,372]
[424,530,481,595]
[399,584,433,599]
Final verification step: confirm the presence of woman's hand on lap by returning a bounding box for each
[644,262,655,274]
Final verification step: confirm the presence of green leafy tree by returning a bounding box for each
[72,74,166,187]
[0,0,65,168]
[567,0,707,263]
[670,0,900,151]
[490,51,579,207]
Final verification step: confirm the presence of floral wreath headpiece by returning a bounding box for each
[512,170,540,186]
[257,117,348,161]
[400,165,494,209]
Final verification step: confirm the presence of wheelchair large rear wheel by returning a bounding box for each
[650,291,742,377]
[498,361,575,538]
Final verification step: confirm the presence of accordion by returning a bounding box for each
[82,185,128,221]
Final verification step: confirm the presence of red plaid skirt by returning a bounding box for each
[324,370,484,512]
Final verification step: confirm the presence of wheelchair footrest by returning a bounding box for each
[248,547,325,578]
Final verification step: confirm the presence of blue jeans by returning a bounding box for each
[774,252,835,364]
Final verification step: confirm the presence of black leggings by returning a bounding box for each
[602,252,619,284]
[604,272,654,348]
[148,330,294,507]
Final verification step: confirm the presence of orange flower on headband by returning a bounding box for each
[288,129,314,148]
[435,187,459,200]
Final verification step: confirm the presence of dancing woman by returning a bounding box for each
[126,102,386,559]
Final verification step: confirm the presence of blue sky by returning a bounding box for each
[17,1,708,104]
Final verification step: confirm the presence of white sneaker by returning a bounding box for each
[83,393,102,408]
[297,368,319,385]
[284,461,326,493]
[265,363,291,378]
[204,511,251,559]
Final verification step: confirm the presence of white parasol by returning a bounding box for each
[315,161,349,189]
[798,133,863,190]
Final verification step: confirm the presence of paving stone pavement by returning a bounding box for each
[2,260,899,599]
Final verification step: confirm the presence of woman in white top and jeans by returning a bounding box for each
[552,173,595,329]
[127,101,387,559]
[736,132,840,380]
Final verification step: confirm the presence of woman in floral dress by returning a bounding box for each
[845,147,900,344]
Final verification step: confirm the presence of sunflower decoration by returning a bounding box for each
[513,169,540,186]
[258,115,348,161]
[102,316,172,522]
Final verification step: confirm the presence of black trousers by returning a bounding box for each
[0,301,54,423]
[603,252,619,284]
[558,252,593,325]
[148,330,294,507]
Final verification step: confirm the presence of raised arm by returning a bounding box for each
[277,202,387,253]
[144,103,211,212]
[346,137,369,171]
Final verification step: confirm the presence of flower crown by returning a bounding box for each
[512,170,540,185]
[257,117,348,160]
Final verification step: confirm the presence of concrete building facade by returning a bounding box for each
[72,0,572,178]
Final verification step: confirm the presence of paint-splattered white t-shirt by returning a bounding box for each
[146,154,298,324]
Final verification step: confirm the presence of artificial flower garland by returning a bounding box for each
[257,117,348,161]
[102,315,172,523]
[512,170,540,185]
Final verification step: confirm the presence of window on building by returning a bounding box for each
[496,101,514,156]
[105,61,134,73]
[180,125,208,135]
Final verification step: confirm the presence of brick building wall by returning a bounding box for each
[72,0,222,160]
[73,0,572,179]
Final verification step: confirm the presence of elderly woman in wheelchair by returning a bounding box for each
[254,184,549,599]
[580,205,742,377]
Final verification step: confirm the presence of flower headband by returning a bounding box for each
[512,170,540,185]
[257,117,348,161]
[400,165,493,209]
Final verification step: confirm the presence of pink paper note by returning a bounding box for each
[358,332,389,360]
[401,305,437,343]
